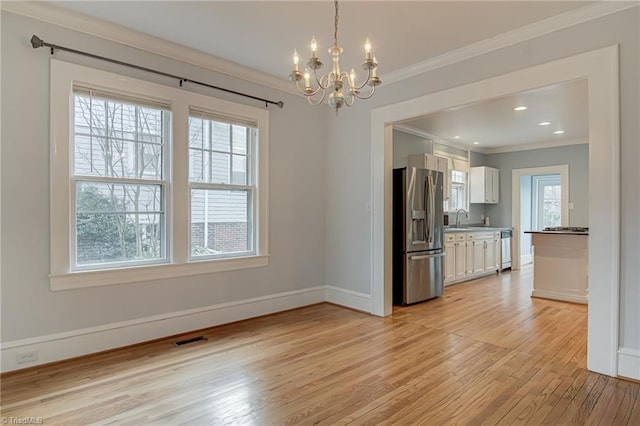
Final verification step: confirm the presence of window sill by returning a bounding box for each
[49,255,270,291]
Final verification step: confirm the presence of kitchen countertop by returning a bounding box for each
[525,230,589,235]
[525,226,588,235]
[444,226,511,233]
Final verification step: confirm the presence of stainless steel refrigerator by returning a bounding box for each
[393,167,444,305]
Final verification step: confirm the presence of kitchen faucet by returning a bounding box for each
[455,209,469,227]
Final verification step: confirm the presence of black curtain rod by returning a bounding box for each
[30,35,284,109]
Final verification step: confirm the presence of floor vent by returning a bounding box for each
[173,336,207,346]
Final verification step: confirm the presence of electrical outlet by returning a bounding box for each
[16,350,38,364]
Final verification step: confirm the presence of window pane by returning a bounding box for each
[138,142,163,179]
[232,155,247,185]
[191,189,251,257]
[77,213,163,265]
[450,184,465,211]
[451,170,467,184]
[76,182,164,265]
[232,125,247,154]
[189,117,206,149]
[211,152,231,184]
[211,121,231,152]
[542,184,561,227]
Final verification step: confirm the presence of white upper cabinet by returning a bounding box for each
[408,153,449,200]
[470,166,499,204]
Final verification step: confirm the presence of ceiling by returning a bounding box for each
[51,1,593,81]
[46,1,596,152]
[399,79,589,152]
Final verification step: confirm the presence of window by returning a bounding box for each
[72,89,169,269]
[449,170,468,212]
[532,175,562,229]
[188,112,256,258]
[434,143,470,213]
[50,60,268,290]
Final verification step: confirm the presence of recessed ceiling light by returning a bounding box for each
[453,135,460,139]
[539,121,551,126]
[514,106,527,111]
[554,130,565,134]
[473,141,479,145]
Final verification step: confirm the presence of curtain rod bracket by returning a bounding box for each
[30,34,284,109]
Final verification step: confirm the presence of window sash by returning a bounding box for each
[71,90,170,270]
[189,185,255,260]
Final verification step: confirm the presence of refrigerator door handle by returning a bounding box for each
[410,253,445,261]
[427,175,436,244]
[423,179,429,243]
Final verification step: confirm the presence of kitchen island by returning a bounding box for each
[525,228,588,304]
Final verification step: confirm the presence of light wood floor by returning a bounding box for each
[2,267,639,425]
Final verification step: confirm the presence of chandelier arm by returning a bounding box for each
[313,68,331,90]
[352,84,377,100]
[344,92,355,107]
[307,90,327,106]
[295,79,323,97]
[355,67,374,91]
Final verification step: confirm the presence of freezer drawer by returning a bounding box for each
[395,251,444,305]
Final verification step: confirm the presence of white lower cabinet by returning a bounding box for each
[444,230,501,285]
[444,241,456,282]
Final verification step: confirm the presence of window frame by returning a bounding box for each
[50,60,269,291]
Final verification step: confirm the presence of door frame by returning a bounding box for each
[371,45,619,377]
[511,165,569,271]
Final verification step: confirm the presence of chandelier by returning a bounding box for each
[289,0,381,112]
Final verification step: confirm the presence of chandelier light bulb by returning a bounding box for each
[304,69,311,88]
[350,68,356,86]
[364,38,372,60]
[293,49,299,71]
[311,36,318,58]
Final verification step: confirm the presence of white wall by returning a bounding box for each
[326,8,639,352]
[1,12,326,347]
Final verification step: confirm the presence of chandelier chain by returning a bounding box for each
[334,0,339,46]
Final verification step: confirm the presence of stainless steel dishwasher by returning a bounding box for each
[501,229,512,270]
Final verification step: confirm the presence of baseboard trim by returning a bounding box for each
[531,289,588,305]
[618,347,640,381]
[0,286,325,372]
[325,286,372,314]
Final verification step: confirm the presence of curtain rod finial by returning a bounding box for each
[276,101,284,109]
[31,35,44,49]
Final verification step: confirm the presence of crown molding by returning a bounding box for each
[475,138,588,155]
[382,1,639,85]
[393,124,469,152]
[1,1,299,96]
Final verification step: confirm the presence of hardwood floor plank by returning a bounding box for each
[2,266,637,425]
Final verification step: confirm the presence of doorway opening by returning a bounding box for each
[512,165,570,270]
[371,46,619,377]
